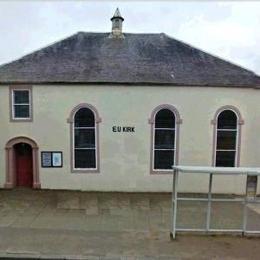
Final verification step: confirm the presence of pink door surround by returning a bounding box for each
[5,136,40,189]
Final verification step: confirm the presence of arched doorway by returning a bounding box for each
[14,143,33,187]
[5,136,40,189]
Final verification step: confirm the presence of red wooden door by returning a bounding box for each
[15,143,33,187]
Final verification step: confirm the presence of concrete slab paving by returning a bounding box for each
[1,189,260,259]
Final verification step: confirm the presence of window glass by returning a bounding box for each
[74,108,95,127]
[216,131,237,150]
[74,129,95,148]
[74,108,96,169]
[153,108,176,170]
[14,105,30,118]
[217,110,237,129]
[14,91,29,104]
[155,130,175,149]
[13,90,30,119]
[216,151,236,167]
[155,109,175,128]
[215,110,238,167]
[154,150,174,169]
[75,149,96,169]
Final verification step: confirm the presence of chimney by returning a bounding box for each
[110,8,124,38]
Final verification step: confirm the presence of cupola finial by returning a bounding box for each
[110,8,124,38]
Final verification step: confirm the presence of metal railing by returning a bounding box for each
[171,166,260,239]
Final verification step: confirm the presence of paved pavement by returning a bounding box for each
[0,189,260,259]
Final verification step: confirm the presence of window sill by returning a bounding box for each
[150,170,173,175]
[71,169,100,174]
[10,118,32,122]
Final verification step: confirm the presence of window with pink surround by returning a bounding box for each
[9,86,33,122]
[68,103,101,173]
[212,106,244,167]
[154,109,176,170]
[149,105,182,174]
[74,107,97,169]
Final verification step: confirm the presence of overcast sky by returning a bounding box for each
[0,1,260,74]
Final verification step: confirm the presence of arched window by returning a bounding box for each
[74,108,96,169]
[68,104,101,172]
[149,105,181,173]
[214,109,241,167]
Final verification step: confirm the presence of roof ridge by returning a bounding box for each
[77,31,164,36]
[76,31,167,36]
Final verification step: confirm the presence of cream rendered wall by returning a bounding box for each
[0,84,260,194]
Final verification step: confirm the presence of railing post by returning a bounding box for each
[171,168,178,239]
[206,173,213,232]
[242,172,248,236]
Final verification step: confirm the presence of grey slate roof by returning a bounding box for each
[0,32,260,87]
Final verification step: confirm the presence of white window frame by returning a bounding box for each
[214,109,239,167]
[152,110,177,171]
[12,89,32,120]
[73,109,97,171]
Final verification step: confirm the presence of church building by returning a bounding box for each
[0,9,260,194]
